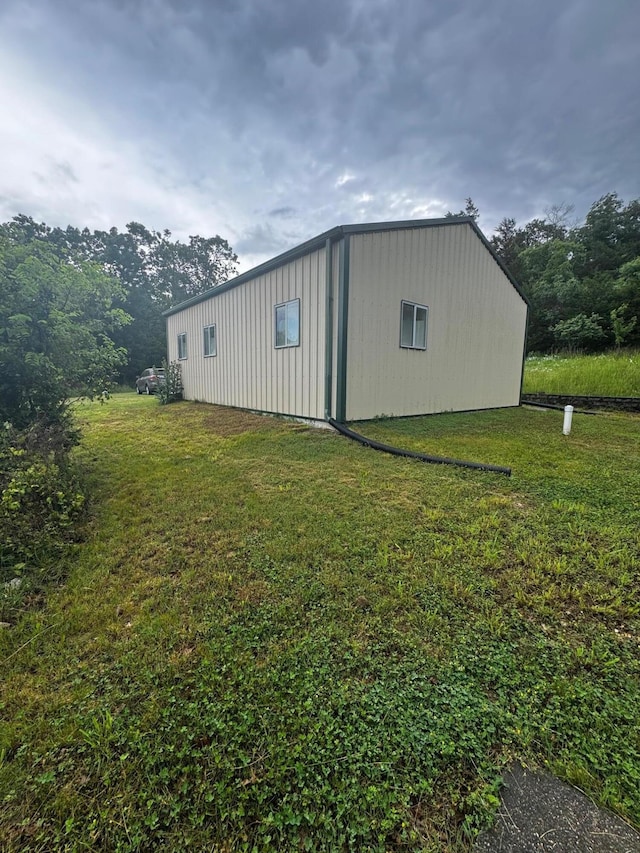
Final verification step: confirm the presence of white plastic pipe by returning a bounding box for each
[563,405,574,435]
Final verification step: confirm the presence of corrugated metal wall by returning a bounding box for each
[345,224,528,420]
[166,248,327,420]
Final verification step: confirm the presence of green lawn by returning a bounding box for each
[1,397,639,851]
[523,349,640,396]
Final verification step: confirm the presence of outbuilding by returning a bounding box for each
[164,217,528,423]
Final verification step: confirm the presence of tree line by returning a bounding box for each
[449,193,640,352]
[0,215,237,388]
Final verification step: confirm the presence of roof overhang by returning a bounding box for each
[163,216,527,317]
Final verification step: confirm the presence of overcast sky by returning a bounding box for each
[1,0,639,271]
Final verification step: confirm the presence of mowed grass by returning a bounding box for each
[523,349,640,396]
[1,397,639,852]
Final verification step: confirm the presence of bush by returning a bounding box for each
[0,235,129,430]
[551,313,607,352]
[157,360,183,405]
[0,419,86,620]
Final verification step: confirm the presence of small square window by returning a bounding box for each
[177,332,187,360]
[203,324,217,357]
[274,299,300,348]
[400,301,428,350]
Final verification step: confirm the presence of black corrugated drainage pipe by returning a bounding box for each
[328,419,511,476]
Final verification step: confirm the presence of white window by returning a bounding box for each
[400,301,428,350]
[274,298,300,348]
[177,332,187,360]
[203,324,217,357]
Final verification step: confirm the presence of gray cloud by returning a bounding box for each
[35,160,79,188]
[0,0,639,271]
[269,206,297,218]
[234,222,294,260]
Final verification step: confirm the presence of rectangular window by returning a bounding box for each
[203,324,217,357]
[274,298,300,348]
[400,301,428,350]
[177,332,187,360]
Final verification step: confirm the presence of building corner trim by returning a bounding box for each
[519,305,529,403]
[323,237,334,420]
[336,235,350,423]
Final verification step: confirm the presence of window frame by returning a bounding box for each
[177,332,188,360]
[399,301,429,350]
[274,298,301,349]
[203,323,217,358]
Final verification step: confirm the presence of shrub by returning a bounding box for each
[157,360,183,405]
[610,304,637,349]
[0,235,129,430]
[551,313,607,352]
[0,420,86,620]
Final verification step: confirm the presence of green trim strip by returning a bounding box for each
[163,216,528,318]
[336,235,350,423]
[519,304,530,403]
[323,237,334,420]
[465,220,529,306]
[163,226,342,317]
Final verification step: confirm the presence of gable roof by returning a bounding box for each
[163,216,527,317]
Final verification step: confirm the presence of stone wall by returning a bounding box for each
[522,394,640,412]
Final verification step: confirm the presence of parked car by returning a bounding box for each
[135,368,166,395]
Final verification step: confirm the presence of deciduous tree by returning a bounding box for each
[0,236,129,428]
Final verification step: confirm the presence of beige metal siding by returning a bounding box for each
[345,224,527,420]
[166,248,327,420]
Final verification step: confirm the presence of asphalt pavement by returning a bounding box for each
[474,764,640,853]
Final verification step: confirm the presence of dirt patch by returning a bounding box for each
[199,405,291,437]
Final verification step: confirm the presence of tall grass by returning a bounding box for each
[523,349,640,396]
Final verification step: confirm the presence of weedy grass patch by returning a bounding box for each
[0,396,639,851]
[523,349,640,396]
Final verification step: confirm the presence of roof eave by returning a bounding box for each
[163,215,527,316]
[163,225,343,317]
